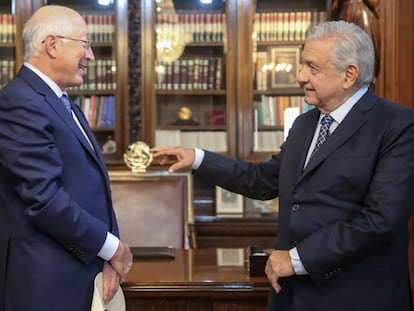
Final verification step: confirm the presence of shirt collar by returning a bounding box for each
[322,87,368,124]
[24,62,66,98]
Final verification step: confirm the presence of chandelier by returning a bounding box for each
[155,0,188,62]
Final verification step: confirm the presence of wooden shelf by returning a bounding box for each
[195,216,278,249]
[156,90,226,95]
[0,0,130,164]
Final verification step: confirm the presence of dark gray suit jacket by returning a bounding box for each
[195,89,414,311]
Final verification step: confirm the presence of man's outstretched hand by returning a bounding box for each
[150,146,195,173]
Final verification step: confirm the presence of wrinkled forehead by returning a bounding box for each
[302,38,336,62]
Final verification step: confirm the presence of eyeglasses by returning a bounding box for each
[56,35,92,50]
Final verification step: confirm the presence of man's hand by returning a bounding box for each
[150,146,195,173]
[265,250,295,293]
[102,261,121,305]
[108,240,132,283]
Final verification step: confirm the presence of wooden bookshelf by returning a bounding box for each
[3,1,414,299]
[0,0,129,166]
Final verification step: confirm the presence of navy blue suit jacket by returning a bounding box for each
[0,66,119,310]
[195,89,414,310]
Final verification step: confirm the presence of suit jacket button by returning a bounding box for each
[292,204,300,212]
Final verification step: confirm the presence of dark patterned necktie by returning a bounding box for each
[310,114,334,158]
[60,93,95,151]
[60,94,72,113]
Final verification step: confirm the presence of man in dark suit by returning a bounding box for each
[0,5,132,310]
[151,21,414,310]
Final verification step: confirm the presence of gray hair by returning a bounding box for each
[22,6,78,61]
[307,20,375,87]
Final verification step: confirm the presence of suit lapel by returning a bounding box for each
[71,104,107,168]
[287,108,320,182]
[17,66,107,173]
[298,92,376,182]
[46,93,98,154]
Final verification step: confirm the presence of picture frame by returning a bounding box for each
[215,186,244,215]
[268,45,301,88]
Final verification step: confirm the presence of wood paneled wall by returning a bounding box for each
[376,0,414,298]
[376,0,414,108]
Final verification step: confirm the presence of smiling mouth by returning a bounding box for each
[79,64,87,71]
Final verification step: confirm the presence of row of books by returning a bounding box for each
[83,14,115,43]
[155,58,223,91]
[0,13,114,44]
[254,95,309,127]
[73,95,116,128]
[70,59,116,91]
[0,14,15,43]
[253,10,328,42]
[0,59,15,88]
[157,13,226,43]
[253,130,285,152]
[155,128,287,153]
[155,129,227,152]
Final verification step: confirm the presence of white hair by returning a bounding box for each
[22,6,80,61]
[307,20,375,87]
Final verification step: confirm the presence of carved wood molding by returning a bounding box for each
[128,0,141,143]
[126,299,210,311]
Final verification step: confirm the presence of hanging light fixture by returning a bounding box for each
[155,0,188,62]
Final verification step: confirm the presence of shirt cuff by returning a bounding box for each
[192,148,205,170]
[289,247,308,275]
[97,232,119,261]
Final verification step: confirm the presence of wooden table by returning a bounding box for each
[122,248,270,311]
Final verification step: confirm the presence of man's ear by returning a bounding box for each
[43,35,58,58]
[343,64,359,88]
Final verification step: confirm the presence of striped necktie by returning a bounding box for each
[310,114,334,158]
[60,94,72,113]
